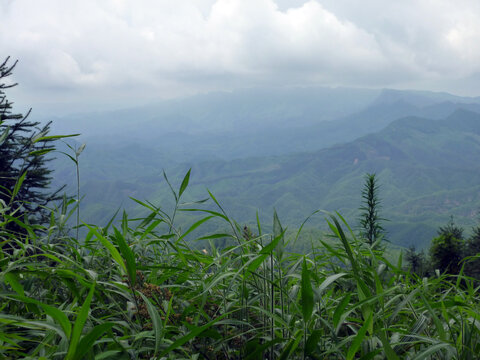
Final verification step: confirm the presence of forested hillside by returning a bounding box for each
[53,101,480,248]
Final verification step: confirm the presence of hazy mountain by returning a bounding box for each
[163,109,480,248]
[53,107,480,248]
[49,87,480,165]
[50,86,379,140]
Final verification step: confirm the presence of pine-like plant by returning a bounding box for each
[359,173,385,248]
[0,57,69,233]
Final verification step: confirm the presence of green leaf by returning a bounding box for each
[66,283,95,360]
[178,168,191,198]
[378,330,400,360]
[85,224,126,274]
[138,292,163,357]
[346,313,372,360]
[305,329,323,356]
[318,273,347,294]
[246,254,268,274]
[112,227,136,286]
[163,170,178,202]
[260,230,286,255]
[301,257,314,323]
[0,125,9,146]
[32,133,79,143]
[159,312,230,356]
[244,338,284,360]
[176,216,213,243]
[4,272,24,296]
[74,322,114,360]
[333,294,351,330]
[411,343,451,360]
[420,294,446,341]
[11,171,27,201]
[279,329,303,360]
[273,209,284,260]
[11,295,72,339]
[256,210,262,236]
[29,148,55,156]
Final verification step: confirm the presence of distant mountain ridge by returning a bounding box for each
[49,88,480,248]
[50,87,480,161]
[163,109,480,247]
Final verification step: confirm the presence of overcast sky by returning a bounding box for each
[2,0,480,115]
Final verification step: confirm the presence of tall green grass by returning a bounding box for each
[1,170,480,359]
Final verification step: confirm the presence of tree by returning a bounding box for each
[465,225,480,279]
[0,57,64,235]
[429,218,465,275]
[359,173,386,248]
[438,215,464,240]
[405,245,428,277]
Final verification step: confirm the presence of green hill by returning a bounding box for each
[54,108,480,249]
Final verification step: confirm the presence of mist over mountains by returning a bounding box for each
[49,86,480,248]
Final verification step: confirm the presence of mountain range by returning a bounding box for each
[48,87,480,248]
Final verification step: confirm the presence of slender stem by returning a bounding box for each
[76,153,80,242]
[270,249,274,360]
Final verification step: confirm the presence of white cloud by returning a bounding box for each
[1,0,480,113]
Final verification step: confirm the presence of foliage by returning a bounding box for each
[0,57,75,234]
[464,225,480,279]
[429,234,464,276]
[405,245,428,277]
[359,173,385,248]
[2,169,480,359]
[438,216,464,240]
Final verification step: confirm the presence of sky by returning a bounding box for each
[2,0,480,115]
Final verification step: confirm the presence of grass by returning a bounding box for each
[1,170,480,359]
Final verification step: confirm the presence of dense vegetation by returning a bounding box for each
[2,167,480,359]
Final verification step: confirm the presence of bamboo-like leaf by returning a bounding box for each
[73,322,114,360]
[112,227,136,286]
[4,272,24,296]
[159,312,230,356]
[29,148,55,156]
[333,294,351,331]
[256,210,262,236]
[175,216,213,243]
[11,171,27,201]
[11,295,72,339]
[138,292,163,357]
[301,257,314,323]
[163,170,178,202]
[178,168,191,198]
[32,133,79,143]
[244,338,284,360]
[346,313,372,360]
[85,224,126,274]
[318,273,347,294]
[279,329,303,360]
[66,283,95,360]
[420,293,446,341]
[260,230,286,255]
[305,329,323,356]
[411,343,451,360]
[273,209,284,260]
[378,330,400,360]
[246,254,268,274]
